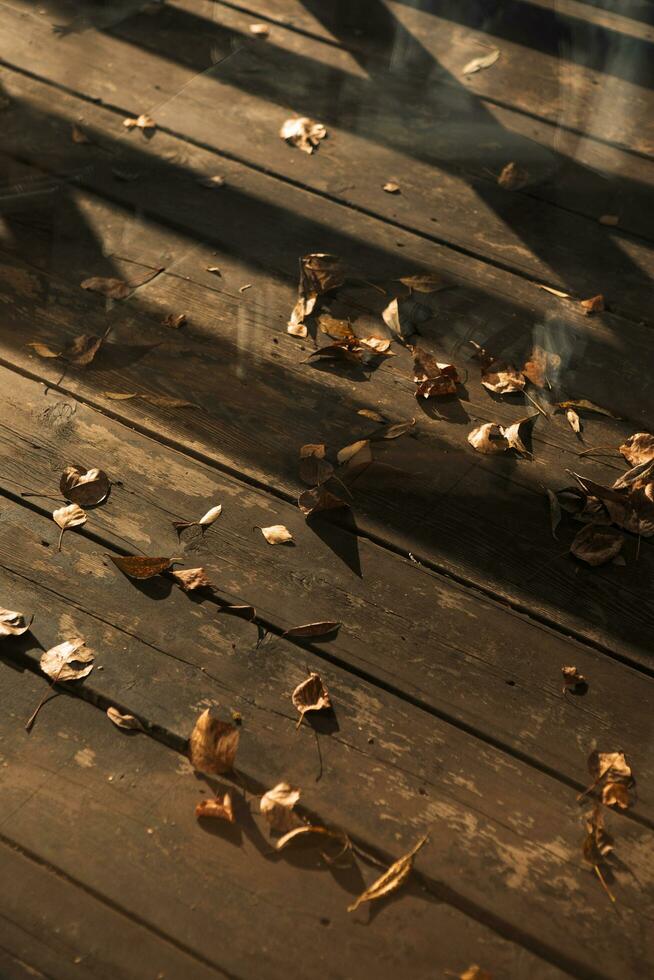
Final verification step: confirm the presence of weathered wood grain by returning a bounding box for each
[0,497,652,978]
[1,365,653,824]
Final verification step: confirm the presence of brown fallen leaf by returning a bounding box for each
[599,214,619,226]
[123,113,156,132]
[556,399,618,421]
[103,392,138,401]
[299,443,334,487]
[462,48,500,74]
[172,567,212,592]
[298,486,349,518]
[348,832,429,912]
[220,603,256,621]
[545,488,561,539]
[470,341,525,395]
[28,329,110,368]
[0,608,32,637]
[318,314,354,340]
[40,638,94,682]
[582,806,616,903]
[206,266,222,275]
[60,465,110,506]
[291,671,332,727]
[197,175,225,189]
[580,294,605,315]
[275,824,351,854]
[260,783,302,832]
[341,441,373,469]
[249,22,270,37]
[337,440,370,465]
[357,409,386,423]
[258,524,294,545]
[109,555,173,579]
[309,335,391,366]
[53,503,87,551]
[284,622,341,640]
[174,504,222,532]
[381,296,422,343]
[561,665,586,694]
[497,161,528,190]
[288,253,345,336]
[570,524,623,566]
[107,706,143,731]
[163,312,187,329]
[71,123,92,144]
[398,273,445,293]
[467,423,508,455]
[522,346,561,389]
[413,348,459,398]
[383,181,400,194]
[371,418,416,441]
[280,116,327,154]
[188,710,240,774]
[81,267,162,300]
[196,794,235,822]
[566,408,581,434]
[619,433,654,467]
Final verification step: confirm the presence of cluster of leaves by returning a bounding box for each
[579,751,636,902]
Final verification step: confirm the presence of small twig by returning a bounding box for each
[594,864,617,904]
[523,388,549,418]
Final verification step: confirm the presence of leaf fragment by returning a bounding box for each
[280,117,327,154]
[585,751,634,810]
[29,330,109,367]
[109,555,173,579]
[298,486,349,518]
[40,638,94,682]
[599,214,619,226]
[260,782,302,832]
[337,440,370,465]
[284,623,340,640]
[348,832,429,912]
[174,505,222,532]
[566,408,581,434]
[196,793,235,822]
[258,524,294,545]
[582,806,616,902]
[188,710,240,774]
[299,443,334,486]
[467,423,508,455]
[123,113,156,132]
[52,503,87,550]
[80,277,132,300]
[580,294,605,315]
[275,824,350,853]
[463,48,500,75]
[556,399,617,420]
[0,608,31,637]
[172,567,212,592]
[570,524,623,566]
[107,706,143,731]
[60,465,110,506]
[522,346,561,389]
[538,284,570,298]
[458,968,494,980]
[291,671,332,727]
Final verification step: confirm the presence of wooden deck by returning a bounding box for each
[0,1,653,977]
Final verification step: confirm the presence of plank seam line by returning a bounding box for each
[0,833,241,979]
[0,352,652,681]
[0,54,650,329]
[3,485,654,839]
[0,936,52,980]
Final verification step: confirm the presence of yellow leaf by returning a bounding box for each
[347,832,429,912]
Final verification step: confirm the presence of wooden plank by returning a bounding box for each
[1,364,654,826]
[1,1,654,322]
[0,661,571,980]
[0,497,652,978]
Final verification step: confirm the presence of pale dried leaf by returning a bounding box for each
[189,710,240,774]
[103,391,138,401]
[107,706,143,731]
[60,465,110,506]
[172,568,212,592]
[619,433,654,467]
[285,622,340,640]
[276,824,349,852]
[0,608,31,637]
[398,273,444,293]
[239,284,252,293]
[570,524,623,566]
[300,443,326,459]
[566,408,581,433]
[557,399,617,420]
[291,671,332,726]
[459,968,493,980]
[196,794,235,822]
[40,638,94,682]
[123,113,156,131]
[588,751,632,784]
[249,22,269,37]
[502,417,533,457]
[357,409,386,422]
[372,419,415,441]
[52,503,86,550]
[280,117,326,154]
[561,665,585,692]
[522,346,561,388]
[463,49,500,75]
[110,555,173,579]
[348,833,429,912]
[383,181,400,193]
[337,440,370,465]
[602,783,630,808]
[467,423,508,455]
[260,782,302,832]
[198,505,222,526]
[206,266,222,276]
[259,524,293,545]
[481,364,525,395]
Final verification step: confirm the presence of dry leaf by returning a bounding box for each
[174,505,222,532]
[413,348,459,398]
[195,794,235,822]
[107,706,143,731]
[206,266,222,275]
[249,22,269,37]
[80,277,132,300]
[260,782,302,832]
[467,423,508,455]
[337,440,370,465]
[546,488,561,539]
[580,294,605,315]
[570,524,623,566]
[288,253,345,335]
[0,608,31,637]
[291,671,332,727]
[582,806,615,902]
[463,49,500,75]
[298,486,349,518]
[348,833,429,912]
[188,710,240,774]
[29,331,108,367]
[358,409,386,422]
[381,296,423,342]
[197,175,225,189]
[280,117,326,154]
[586,751,634,811]
[522,346,561,388]
[258,524,293,545]
[599,214,619,226]
[399,274,445,294]
[383,181,400,193]
[481,364,525,395]
[342,441,373,469]
[275,824,350,853]
[371,418,416,441]
[52,503,86,550]
[556,399,617,420]
[284,623,340,640]
[27,341,60,359]
[123,113,156,131]
[103,391,138,401]
[566,408,581,434]
[318,314,354,340]
[619,433,654,467]
[60,466,110,506]
[561,665,586,694]
[110,555,173,579]
[300,443,326,459]
[40,638,94,682]
[163,312,187,329]
[497,162,528,190]
[71,123,91,144]
[172,567,212,592]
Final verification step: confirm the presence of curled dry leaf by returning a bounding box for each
[284,623,340,640]
[309,335,391,366]
[413,348,459,399]
[275,824,350,854]
[288,253,345,336]
[291,671,332,727]
[29,330,109,367]
[82,267,161,300]
[566,408,581,434]
[196,793,235,822]
[467,423,508,455]
[462,48,500,75]
[53,503,87,550]
[188,710,240,774]
[570,524,623,566]
[584,750,634,812]
[60,465,110,506]
[280,116,327,154]
[174,505,222,532]
[197,175,225,189]
[348,832,429,912]
[383,181,400,193]
[0,608,31,637]
[40,638,94,682]
[620,433,654,467]
[318,314,354,340]
[123,113,156,131]
[580,294,605,315]
[260,783,302,832]
[522,346,561,389]
[381,296,424,343]
[538,284,570,298]
[107,706,143,731]
[337,440,370,465]
[258,525,293,545]
[298,486,348,518]
[109,555,173,579]
[561,665,586,694]
[172,567,212,592]
[497,161,528,190]
[163,312,187,329]
[470,341,525,395]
